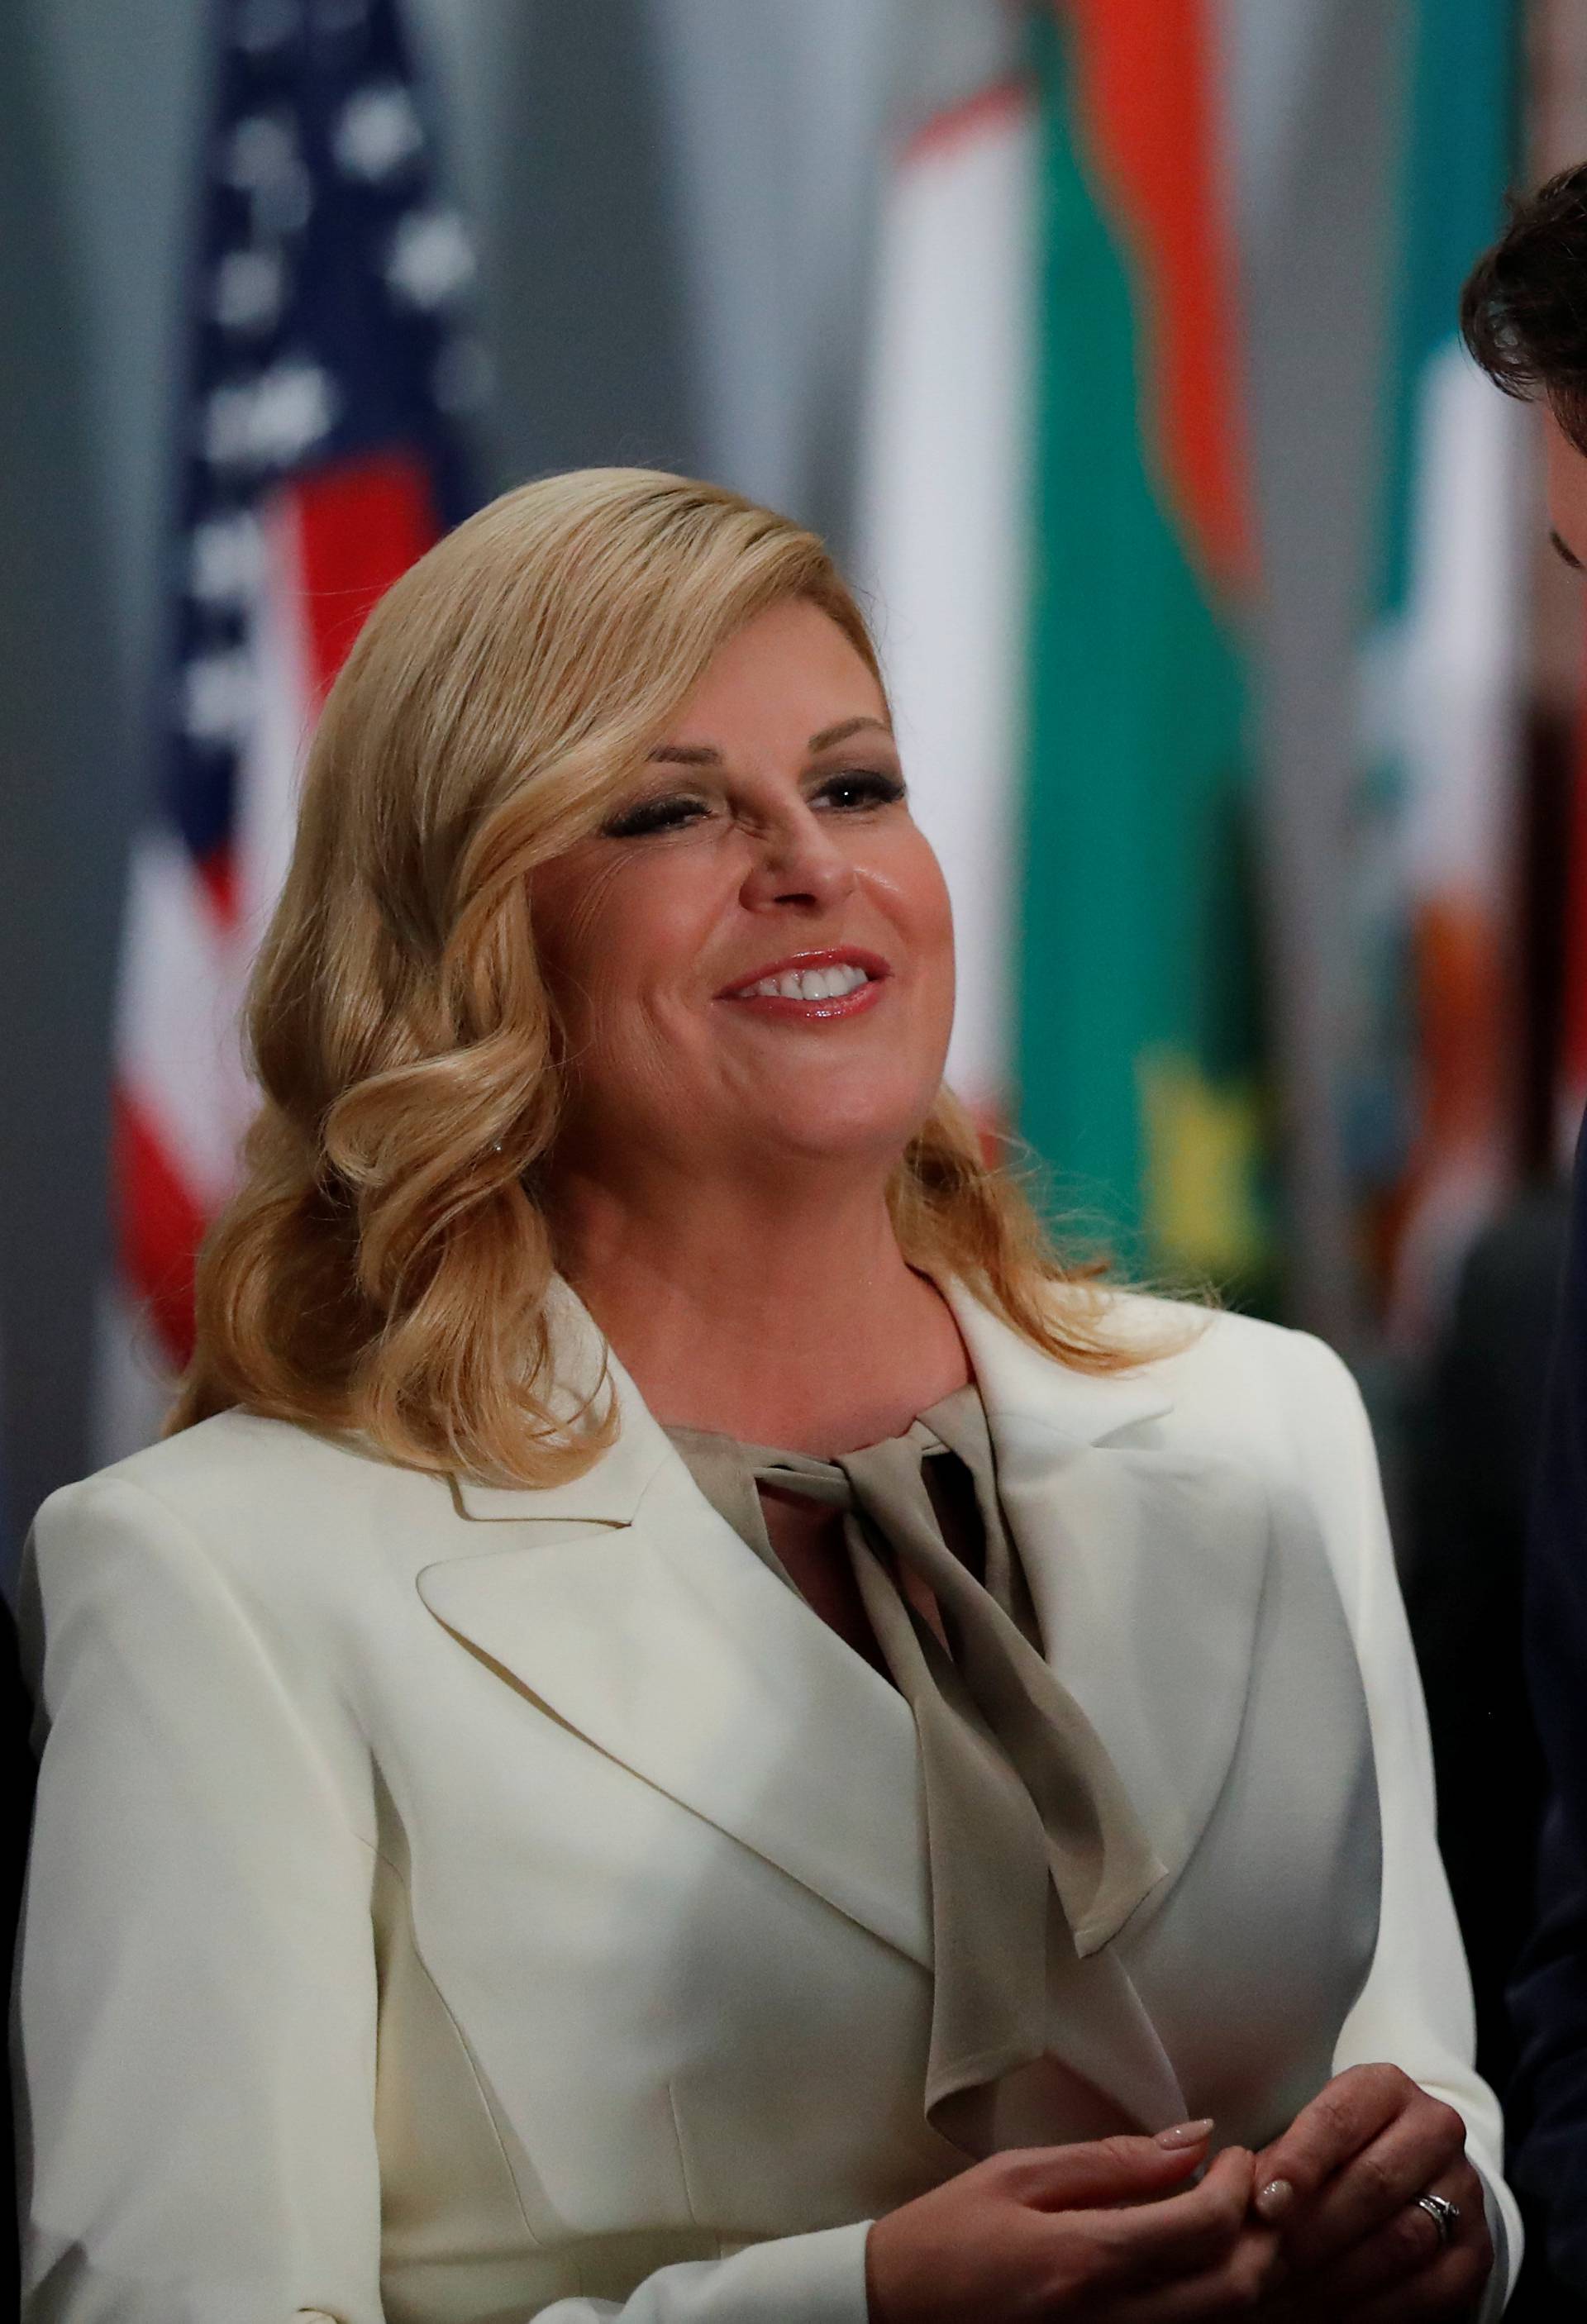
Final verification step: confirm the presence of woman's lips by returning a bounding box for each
[717,952,890,1022]
[718,975,886,1023]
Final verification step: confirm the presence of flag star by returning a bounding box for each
[180,646,257,749]
[212,247,288,335]
[384,207,475,311]
[188,511,265,605]
[223,115,312,236]
[334,81,425,181]
[223,114,298,190]
[204,355,339,471]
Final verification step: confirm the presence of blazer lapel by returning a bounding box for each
[946,1283,1273,1900]
[420,1293,932,1969]
[421,1274,1270,2144]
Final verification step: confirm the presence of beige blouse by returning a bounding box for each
[668,1387,1168,2155]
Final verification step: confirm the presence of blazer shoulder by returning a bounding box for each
[1098,1292,1371,1475]
[1088,1299,1392,1643]
[42,1405,386,1517]
[1085,1284,1347,1386]
[31,1407,453,1597]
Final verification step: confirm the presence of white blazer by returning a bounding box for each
[14,1281,1519,2322]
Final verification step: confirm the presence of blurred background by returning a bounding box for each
[6,0,1587,2304]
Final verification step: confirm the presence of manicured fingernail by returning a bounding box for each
[1156,2117,1215,2149]
[1256,2178,1295,2221]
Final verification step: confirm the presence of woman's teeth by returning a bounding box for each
[739,964,872,1002]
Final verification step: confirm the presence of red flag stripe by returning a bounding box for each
[1062,0,1254,599]
[898,78,1027,167]
[112,1087,206,1369]
[293,450,438,705]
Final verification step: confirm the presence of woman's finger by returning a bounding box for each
[1295,2232,1494,2324]
[1273,2100,1470,2270]
[1091,2145,1258,2284]
[1275,2164,1491,2324]
[1000,2122,1215,2215]
[1113,2220,1285,2322]
[1253,2064,1422,2222]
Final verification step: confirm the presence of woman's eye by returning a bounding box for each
[600,793,710,840]
[817,769,907,812]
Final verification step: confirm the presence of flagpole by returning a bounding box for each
[1237,0,1408,1347]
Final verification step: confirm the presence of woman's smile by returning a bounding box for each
[716,945,890,1022]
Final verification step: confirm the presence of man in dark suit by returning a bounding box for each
[1465,164,1587,2303]
[1404,1191,1566,2099]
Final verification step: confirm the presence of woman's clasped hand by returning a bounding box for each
[1250,2063,1491,2321]
[865,2124,1279,2323]
[865,2070,1492,2322]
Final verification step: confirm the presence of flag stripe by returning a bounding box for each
[855,84,1037,1117]
[112,1089,206,1368]
[98,0,475,1461]
[294,450,437,704]
[898,77,1026,167]
[1064,0,1251,597]
[1017,2,1266,1285]
[116,829,258,1208]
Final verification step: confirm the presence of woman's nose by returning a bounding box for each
[738,811,857,913]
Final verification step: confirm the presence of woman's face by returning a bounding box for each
[529,598,956,1190]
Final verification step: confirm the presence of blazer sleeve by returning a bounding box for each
[523,2236,871,2324]
[1283,1332,1522,2317]
[15,1473,387,2323]
[14,1474,878,2324]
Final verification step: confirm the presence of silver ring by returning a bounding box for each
[1414,2192,1461,2247]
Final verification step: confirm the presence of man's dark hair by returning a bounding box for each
[1463,160,1587,452]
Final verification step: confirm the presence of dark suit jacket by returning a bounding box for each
[1400,1183,1587,2315]
[1513,1126,1587,2297]
[1405,1190,1564,2097]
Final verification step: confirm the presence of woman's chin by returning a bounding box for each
[736,1095,936,1173]
[708,1052,942,1162]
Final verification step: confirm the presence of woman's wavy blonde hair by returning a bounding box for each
[169,466,1147,1485]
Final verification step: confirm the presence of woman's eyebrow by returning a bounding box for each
[646,742,722,766]
[646,715,893,768]
[808,715,893,752]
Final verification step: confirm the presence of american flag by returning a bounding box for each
[99,0,479,1458]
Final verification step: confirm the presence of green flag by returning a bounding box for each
[1017,0,1269,1297]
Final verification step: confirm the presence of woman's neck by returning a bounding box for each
[548,1162,971,1454]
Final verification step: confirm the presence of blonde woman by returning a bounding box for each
[17,471,1512,2322]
